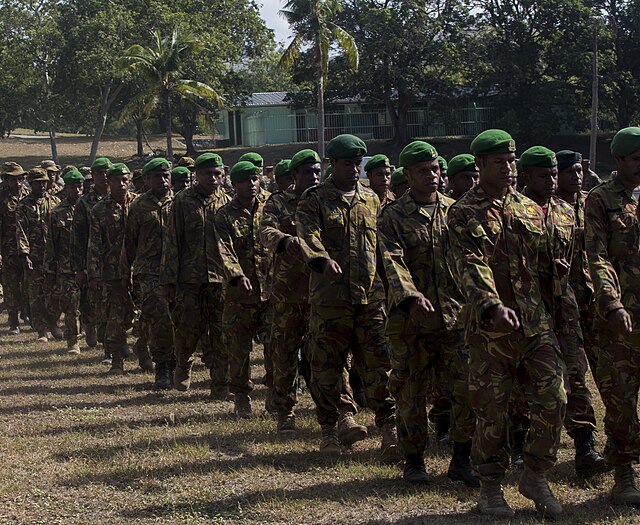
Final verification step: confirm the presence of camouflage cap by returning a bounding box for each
[274,159,292,178]
[230,161,261,183]
[177,156,195,168]
[80,167,92,179]
[326,134,367,159]
[399,141,438,168]
[61,165,77,175]
[41,159,61,172]
[519,146,557,168]
[447,154,478,179]
[63,169,85,184]
[471,129,516,156]
[91,157,112,172]
[28,167,49,183]
[1,161,26,177]
[238,152,263,167]
[142,157,171,175]
[107,163,132,178]
[194,152,224,169]
[171,166,191,182]
[290,149,321,172]
[611,127,640,157]
[556,150,582,171]
[364,154,391,173]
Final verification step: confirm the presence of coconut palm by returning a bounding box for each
[120,29,222,159]
[279,0,359,158]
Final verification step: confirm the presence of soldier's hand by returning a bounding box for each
[408,296,435,320]
[22,256,33,271]
[607,308,633,335]
[163,284,176,303]
[487,304,520,333]
[283,236,301,255]
[553,258,571,279]
[88,278,99,291]
[322,259,342,280]
[236,276,253,292]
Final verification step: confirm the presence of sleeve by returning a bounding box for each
[15,204,30,256]
[259,195,289,254]
[295,191,330,272]
[86,207,103,281]
[214,209,245,283]
[73,200,89,272]
[120,202,139,281]
[43,209,57,275]
[159,199,180,286]
[585,192,623,316]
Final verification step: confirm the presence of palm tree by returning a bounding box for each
[279,0,359,158]
[120,29,222,159]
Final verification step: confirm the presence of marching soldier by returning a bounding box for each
[364,154,394,206]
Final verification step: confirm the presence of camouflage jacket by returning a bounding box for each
[122,190,173,279]
[259,189,309,304]
[585,176,640,323]
[73,189,107,273]
[563,191,594,310]
[87,192,135,282]
[160,185,230,285]
[0,186,28,257]
[215,191,270,304]
[44,198,76,275]
[447,184,554,338]
[378,191,464,333]
[296,178,385,307]
[16,193,60,262]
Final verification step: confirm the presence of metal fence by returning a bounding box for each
[242,106,496,146]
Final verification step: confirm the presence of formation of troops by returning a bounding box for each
[1,125,640,518]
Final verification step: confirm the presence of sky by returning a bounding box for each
[258,0,293,45]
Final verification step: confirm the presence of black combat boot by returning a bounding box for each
[154,362,172,390]
[403,454,431,484]
[573,427,611,478]
[447,441,480,487]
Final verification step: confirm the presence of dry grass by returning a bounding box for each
[0,308,639,525]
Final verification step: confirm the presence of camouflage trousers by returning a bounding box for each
[596,331,640,466]
[0,252,23,317]
[172,283,225,388]
[134,276,173,364]
[222,300,268,396]
[102,280,134,350]
[389,326,474,457]
[308,302,395,428]
[55,273,80,344]
[80,280,106,342]
[581,303,604,395]
[44,273,61,329]
[24,260,49,335]
[469,330,566,481]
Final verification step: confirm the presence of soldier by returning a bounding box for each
[41,160,62,195]
[87,163,136,374]
[171,166,191,193]
[16,167,60,341]
[122,158,174,388]
[177,156,196,183]
[215,161,270,417]
[519,146,607,479]
[44,169,84,353]
[364,154,394,206]
[272,160,293,193]
[581,158,602,190]
[239,152,264,174]
[447,130,566,518]
[74,157,111,355]
[160,152,230,396]
[378,140,476,484]
[390,167,408,199]
[296,134,397,456]
[585,127,640,505]
[0,162,29,334]
[446,154,479,201]
[437,156,448,193]
[80,167,92,195]
[131,169,147,194]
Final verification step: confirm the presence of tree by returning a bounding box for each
[120,29,221,159]
[279,0,359,158]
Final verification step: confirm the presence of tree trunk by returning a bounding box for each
[184,131,196,156]
[317,69,325,159]
[165,92,173,160]
[135,118,144,157]
[88,82,124,165]
[48,126,59,165]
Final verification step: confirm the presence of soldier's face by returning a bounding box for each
[65,182,82,203]
[108,174,130,201]
[294,162,321,193]
[195,166,223,195]
[477,153,517,192]
[406,159,440,197]
[368,167,391,197]
[148,170,171,196]
[31,180,45,198]
[331,158,362,188]
[616,150,640,188]
[524,166,557,202]
[173,179,189,192]
[233,174,260,201]
[4,176,23,195]
[450,171,478,197]
[557,163,583,195]
[93,169,108,191]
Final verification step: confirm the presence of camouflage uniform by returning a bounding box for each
[447,184,566,481]
[74,189,107,338]
[44,197,80,345]
[122,190,174,365]
[296,178,395,428]
[215,190,270,398]
[160,185,230,389]
[585,176,640,465]
[378,191,473,457]
[0,186,28,321]
[87,193,136,359]
[16,192,60,335]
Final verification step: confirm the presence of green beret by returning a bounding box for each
[107,163,132,178]
[611,127,640,157]
[230,161,261,183]
[321,165,333,182]
[171,166,191,182]
[194,152,224,169]
[63,169,85,184]
[447,154,478,178]
[274,160,292,178]
[238,152,263,167]
[399,141,438,168]
[556,150,583,171]
[519,146,557,168]
[28,167,49,182]
[1,162,26,177]
[471,129,516,156]
[91,157,112,172]
[326,134,367,159]
[437,156,448,171]
[390,167,406,186]
[142,157,171,175]
[290,149,321,172]
[364,154,391,173]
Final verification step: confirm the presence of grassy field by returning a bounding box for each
[0,310,639,525]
